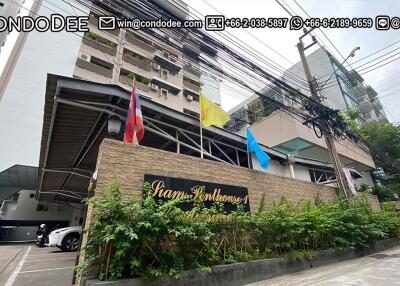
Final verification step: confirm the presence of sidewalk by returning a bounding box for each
[246,246,400,286]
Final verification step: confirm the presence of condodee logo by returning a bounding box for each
[0,15,89,32]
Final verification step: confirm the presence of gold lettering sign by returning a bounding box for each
[144,175,250,213]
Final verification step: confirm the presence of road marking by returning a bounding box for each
[18,266,74,274]
[4,246,31,286]
[25,257,75,262]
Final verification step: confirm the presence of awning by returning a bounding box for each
[38,74,358,204]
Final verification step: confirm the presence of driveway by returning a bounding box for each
[0,244,77,286]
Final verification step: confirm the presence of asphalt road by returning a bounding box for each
[0,244,77,286]
[246,246,400,286]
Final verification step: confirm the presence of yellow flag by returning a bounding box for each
[200,94,230,127]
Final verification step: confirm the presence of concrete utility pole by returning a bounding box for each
[296,31,352,198]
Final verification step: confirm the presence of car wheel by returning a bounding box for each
[61,233,80,252]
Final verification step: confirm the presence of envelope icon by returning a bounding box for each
[99,16,116,30]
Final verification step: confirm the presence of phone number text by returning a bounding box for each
[225,17,289,29]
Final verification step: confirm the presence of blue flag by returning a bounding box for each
[247,128,271,171]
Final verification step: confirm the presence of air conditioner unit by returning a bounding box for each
[153,63,160,71]
[161,88,168,98]
[79,53,91,62]
[150,84,159,91]
[187,95,193,101]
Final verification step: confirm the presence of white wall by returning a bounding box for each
[250,154,311,182]
[283,48,347,111]
[1,190,79,222]
[354,171,375,189]
[0,2,88,172]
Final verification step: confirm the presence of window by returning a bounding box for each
[37,203,49,211]
[29,193,35,198]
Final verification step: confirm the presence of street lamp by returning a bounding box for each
[320,47,360,89]
[107,116,122,136]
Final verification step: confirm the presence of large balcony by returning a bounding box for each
[183,76,201,93]
[357,95,373,113]
[352,83,367,99]
[153,50,182,73]
[76,58,113,78]
[366,86,378,100]
[83,32,117,56]
[183,64,201,78]
[126,32,155,53]
[122,53,152,72]
[119,75,150,93]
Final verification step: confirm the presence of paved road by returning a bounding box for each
[0,244,77,286]
[246,246,400,286]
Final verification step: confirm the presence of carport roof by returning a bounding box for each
[38,74,361,204]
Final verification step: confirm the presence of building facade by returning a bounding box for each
[282,47,387,124]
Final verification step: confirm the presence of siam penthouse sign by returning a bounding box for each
[144,174,250,213]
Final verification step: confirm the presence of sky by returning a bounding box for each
[186,0,400,122]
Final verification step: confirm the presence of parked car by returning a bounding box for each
[48,226,82,251]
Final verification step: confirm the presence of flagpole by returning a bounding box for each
[132,77,138,146]
[199,105,204,159]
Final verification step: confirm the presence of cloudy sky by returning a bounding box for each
[187,0,400,122]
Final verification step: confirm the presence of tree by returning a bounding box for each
[358,122,400,181]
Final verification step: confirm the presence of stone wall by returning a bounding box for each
[78,139,381,285]
[94,139,341,209]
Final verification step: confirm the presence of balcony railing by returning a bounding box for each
[366,86,378,100]
[119,75,150,92]
[357,96,373,113]
[76,58,113,78]
[126,32,155,53]
[183,65,201,78]
[122,54,152,71]
[82,37,117,56]
[183,79,201,93]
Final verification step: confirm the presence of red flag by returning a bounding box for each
[124,87,144,144]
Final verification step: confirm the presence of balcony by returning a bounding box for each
[357,96,373,113]
[154,50,182,74]
[366,86,377,100]
[183,64,201,78]
[122,54,152,71]
[119,75,150,92]
[83,32,117,56]
[76,58,113,78]
[126,32,155,53]
[372,99,383,110]
[151,77,182,94]
[352,83,367,99]
[183,76,201,93]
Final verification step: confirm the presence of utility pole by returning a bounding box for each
[297,30,352,198]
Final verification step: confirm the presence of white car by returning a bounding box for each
[48,226,82,251]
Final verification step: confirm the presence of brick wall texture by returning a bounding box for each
[92,139,380,211]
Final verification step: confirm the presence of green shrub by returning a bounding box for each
[77,181,400,281]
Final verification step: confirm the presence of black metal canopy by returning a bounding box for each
[37,74,361,204]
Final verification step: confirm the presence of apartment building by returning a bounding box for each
[73,2,218,118]
[226,49,381,188]
[281,47,387,124]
